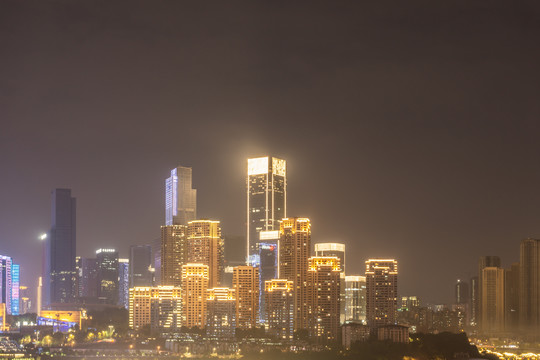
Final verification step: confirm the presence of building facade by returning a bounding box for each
[307,256,341,343]
[47,188,77,305]
[365,259,398,329]
[279,218,311,330]
[206,287,236,338]
[520,238,540,335]
[257,230,279,323]
[129,286,182,331]
[264,279,294,340]
[233,265,259,329]
[161,225,188,287]
[345,275,366,323]
[129,245,153,288]
[181,263,209,328]
[187,220,224,288]
[118,259,129,309]
[315,243,346,323]
[481,266,505,333]
[165,166,197,226]
[247,156,286,260]
[96,249,119,305]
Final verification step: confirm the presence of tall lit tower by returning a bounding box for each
[233,265,259,329]
[187,220,224,288]
[47,188,77,305]
[365,259,398,329]
[279,217,311,330]
[264,279,294,340]
[181,263,209,328]
[0,256,13,314]
[315,243,346,324]
[481,266,505,333]
[307,256,341,343]
[165,166,197,226]
[345,275,366,323]
[96,249,119,305]
[246,156,286,260]
[161,225,188,287]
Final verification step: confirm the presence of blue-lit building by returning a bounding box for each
[118,259,129,309]
[11,264,19,315]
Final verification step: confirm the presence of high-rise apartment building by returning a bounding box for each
[307,256,341,343]
[161,225,188,287]
[315,243,346,324]
[478,255,501,328]
[365,259,398,329]
[520,238,540,335]
[279,217,311,330]
[233,265,259,329]
[187,220,224,288]
[206,287,236,338]
[96,249,119,305]
[47,189,77,304]
[118,259,129,309]
[246,156,286,260]
[129,286,182,331]
[181,263,209,328]
[345,275,366,323]
[481,266,505,333]
[129,245,153,288]
[165,166,197,226]
[264,279,294,340]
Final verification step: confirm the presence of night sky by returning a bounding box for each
[2,1,540,305]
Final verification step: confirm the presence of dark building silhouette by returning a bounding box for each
[129,245,153,287]
[520,238,540,338]
[96,249,119,304]
[46,189,77,305]
[470,276,478,327]
[78,257,98,298]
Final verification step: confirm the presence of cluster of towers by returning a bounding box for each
[128,156,399,343]
[453,239,540,339]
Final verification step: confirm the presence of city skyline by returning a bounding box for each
[2,1,540,307]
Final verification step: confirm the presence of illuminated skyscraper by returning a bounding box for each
[279,217,311,330]
[129,286,182,331]
[520,238,540,335]
[11,264,19,315]
[307,256,341,343]
[345,275,366,323]
[233,265,259,329]
[118,259,129,309]
[264,279,294,340]
[47,188,77,304]
[206,287,236,338]
[161,225,188,287]
[181,263,209,328]
[187,220,224,288]
[129,245,153,287]
[246,156,286,260]
[165,166,197,226]
[481,266,505,333]
[315,243,346,323]
[365,259,398,329]
[0,256,12,314]
[96,249,119,305]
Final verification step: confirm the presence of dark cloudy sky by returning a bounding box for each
[2,1,540,305]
